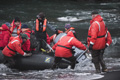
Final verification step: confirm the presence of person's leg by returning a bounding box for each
[52,57,62,69]
[0,47,4,50]
[91,50,101,73]
[65,56,76,69]
[39,39,43,51]
[3,56,15,68]
[99,49,107,72]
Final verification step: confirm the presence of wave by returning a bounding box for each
[57,16,83,22]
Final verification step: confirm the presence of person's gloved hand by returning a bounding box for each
[89,44,93,51]
[23,52,32,56]
[105,45,108,48]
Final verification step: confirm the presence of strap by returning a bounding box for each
[88,35,105,38]
[57,45,72,50]
[7,45,16,53]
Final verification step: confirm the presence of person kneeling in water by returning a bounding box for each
[2,33,32,68]
[51,32,87,69]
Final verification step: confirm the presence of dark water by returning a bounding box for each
[0,0,120,79]
[0,0,120,56]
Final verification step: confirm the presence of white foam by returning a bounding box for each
[57,16,82,22]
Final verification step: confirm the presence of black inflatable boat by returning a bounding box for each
[0,50,70,70]
[0,33,89,70]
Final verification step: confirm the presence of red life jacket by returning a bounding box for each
[36,18,47,32]
[10,20,21,35]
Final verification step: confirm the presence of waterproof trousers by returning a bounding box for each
[3,55,15,68]
[91,49,107,72]
[52,56,76,69]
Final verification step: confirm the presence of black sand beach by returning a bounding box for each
[97,71,120,80]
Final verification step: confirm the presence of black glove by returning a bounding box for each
[89,44,93,51]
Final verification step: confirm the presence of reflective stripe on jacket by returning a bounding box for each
[50,34,57,42]
[105,31,112,46]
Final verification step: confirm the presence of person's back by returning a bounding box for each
[52,35,86,58]
[52,33,87,69]
[0,23,11,50]
[2,36,24,57]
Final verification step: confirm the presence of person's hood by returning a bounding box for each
[67,31,75,38]
[1,24,10,30]
[90,15,103,25]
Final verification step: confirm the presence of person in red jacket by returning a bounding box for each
[50,30,63,43]
[87,11,112,73]
[0,22,12,50]
[2,33,32,68]
[52,33,87,69]
[65,24,77,38]
[10,17,22,37]
[21,24,35,52]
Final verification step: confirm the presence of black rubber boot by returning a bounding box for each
[96,69,101,73]
[94,63,101,73]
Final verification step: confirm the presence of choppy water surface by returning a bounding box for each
[0,57,120,80]
[0,0,120,79]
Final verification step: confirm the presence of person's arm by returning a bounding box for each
[47,23,56,32]
[52,42,58,50]
[14,42,25,55]
[90,22,99,45]
[3,33,11,47]
[15,42,32,56]
[106,31,112,47]
[71,37,87,50]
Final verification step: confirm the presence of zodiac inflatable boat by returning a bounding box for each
[0,50,70,70]
[0,33,89,70]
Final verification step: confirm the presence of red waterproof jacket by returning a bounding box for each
[87,15,107,50]
[21,29,35,51]
[2,36,25,57]
[50,30,63,43]
[0,24,11,48]
[52,34,86,58]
